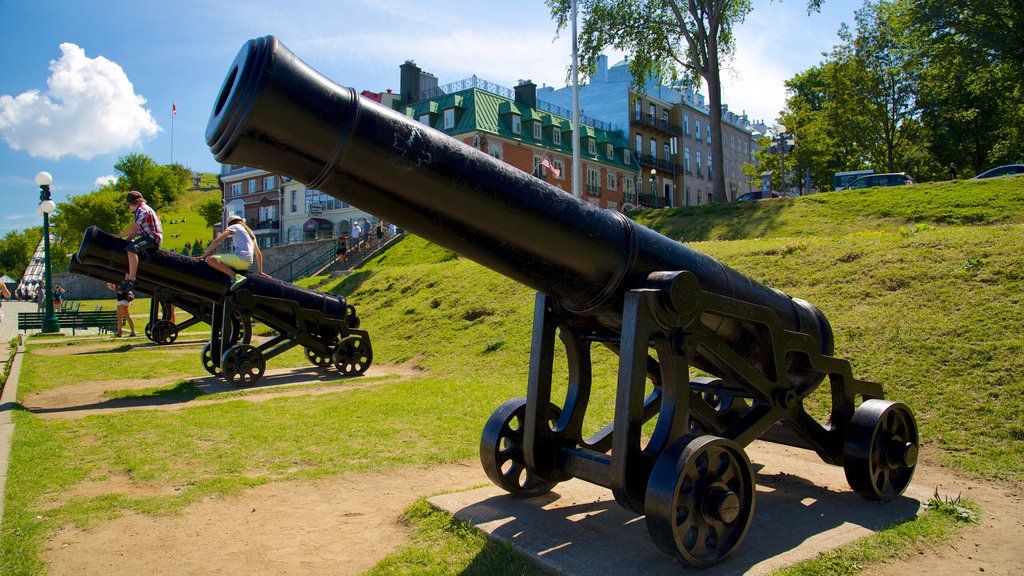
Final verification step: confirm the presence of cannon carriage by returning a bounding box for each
[204,36,918,566]
[73,227,372,385]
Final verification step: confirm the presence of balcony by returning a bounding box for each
[251,219,280,233]
[637,154,679,174]
[643,114,682,136]
[586,184,602,197]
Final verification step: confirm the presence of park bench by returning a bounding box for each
[18,309,118,335]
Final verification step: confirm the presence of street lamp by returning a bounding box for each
[649,168,657,208]
[777,123,787,195]
[36,171,61,333]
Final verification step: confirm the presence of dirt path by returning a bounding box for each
[27,366,1024,576]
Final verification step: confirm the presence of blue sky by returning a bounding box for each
[0,0,861,236]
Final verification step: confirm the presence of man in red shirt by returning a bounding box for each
[115,190,163,292]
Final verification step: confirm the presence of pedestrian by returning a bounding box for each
[0,282,9,323]
[388,223,397,237]
[199,215,270,288]
[115,191,163,293]
[949,163,957,180]
[107,283,136,337]
[336,236,348,262]
[362,218,371,248]
[36,282,45,311]
[53,284,65,310]
[351,221,362,252]
[376,220,384,244]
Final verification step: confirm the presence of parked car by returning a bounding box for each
[736,191,781,201]
[972,164,1024,179]
[845,173,916,189]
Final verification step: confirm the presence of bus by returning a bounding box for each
[833,169,874,191]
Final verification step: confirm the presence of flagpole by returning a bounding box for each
[171,102,175,164]
[571,0,582,199]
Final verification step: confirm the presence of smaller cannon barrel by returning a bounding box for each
[75,226,348,322]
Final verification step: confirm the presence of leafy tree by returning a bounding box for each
[547,0,754,203]
[49,185,132,271]
[111,153,191,210]
[0,228,42,280]
[198,197,225,228]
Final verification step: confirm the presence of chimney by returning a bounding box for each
[597,54,609,82]
[400,60,422,106]
[515,79,537,109]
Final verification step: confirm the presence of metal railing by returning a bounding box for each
[268,240,338,282]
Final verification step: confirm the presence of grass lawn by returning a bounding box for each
[2,178,1020,574]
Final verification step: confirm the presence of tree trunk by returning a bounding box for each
[706,45,728,202]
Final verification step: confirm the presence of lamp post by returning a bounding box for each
[649,168,657,208]
[777,123,788,195]
[36,171,61,333]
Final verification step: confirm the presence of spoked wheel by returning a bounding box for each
[645,435,756,568]
[479,398,560,498]
[201,342,220,376]
[331,335,372,376]
[220,344,266,386]
[305,347,333,368]
[150,320,178,345]
[843,399,918,501]
[144,321,153,340]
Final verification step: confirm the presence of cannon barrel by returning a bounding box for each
[75,226,348,321]
[206,36,833,388]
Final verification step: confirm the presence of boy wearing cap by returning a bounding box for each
[116,191,163,292]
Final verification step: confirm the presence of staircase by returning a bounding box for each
[314,233,406,280]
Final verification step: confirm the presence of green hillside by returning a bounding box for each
[332,178,1024,481]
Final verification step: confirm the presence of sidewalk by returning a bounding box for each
[0,301,33,537]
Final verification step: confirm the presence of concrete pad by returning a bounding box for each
[428,441,932,576]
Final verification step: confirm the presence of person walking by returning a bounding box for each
[115,191,163,293]
[107,283,136,337]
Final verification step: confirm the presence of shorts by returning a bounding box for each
[211,253,252,271]
[117,300,130,307]
[126,235,160,253]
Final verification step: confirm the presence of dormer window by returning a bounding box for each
[443,109,455,130]
[623,149,630,164]
[511,115,521,134]
[418,114,431,126]
[533,122,542,140]
[587,139,596,155]
[553,129,561,146]
[606,143,614,159]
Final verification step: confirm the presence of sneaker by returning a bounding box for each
[117,279,135,292]
[229,274,248,291]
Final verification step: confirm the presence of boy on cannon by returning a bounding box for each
[115,190,162,293]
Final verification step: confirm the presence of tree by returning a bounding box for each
[198,197,225,228]
[547,0,753,203]
[111,153,192,210]
[49,185,132,271]
[0,228,42,281]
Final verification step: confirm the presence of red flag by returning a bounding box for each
[541,154,560,178]
[172,103,177,116]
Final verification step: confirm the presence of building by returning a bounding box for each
[538,55,759,205]
[399,61,639,211]
[219,165,282,248]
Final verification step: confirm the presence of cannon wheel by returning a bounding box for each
[150,320,178,345]
[479,397,560,498]
[220,344,265,386]
[332,335,372,376]
[305,347,333,368]
[645,435,755,568]
[201,342,220,376]
[144,321,153,341]
[843,399,918,501]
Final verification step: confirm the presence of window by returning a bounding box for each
[586,166,600,196]
[649,138,656,157]
[635,133,642,154]
[662,110,669,129]
[587,139,596,155]
[648,103,656,123]
[231,183,242,197]
[623,178,634,198]
[607,172,617,190]
[607,201,617,211]
[533,155,544,177]
[418,114,430,125]
[696,151,702,176]
[623,149,630,164]
[553,129,561,146]
[696,120,702,142]
[263,176,276,190]
[634,100,641,121]
[708,154,713,178]
[684,147,691,172]
[663,143,671,161]
[670,137,678,155]
[607,143,613,159]
[511,115,521,134]
[553,159,565,179]
[248,180,256,194]
[707,125,711,145]
[287,224,301,243]
[488,142,503,160]
[684,114,690,136]
[290,190,297,213]
[443,109,455,129]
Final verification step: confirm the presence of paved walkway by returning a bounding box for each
[0,301,34,536]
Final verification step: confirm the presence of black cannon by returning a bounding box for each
[69,255,234,346]
[205,36,918,566]
[74,227,372,384]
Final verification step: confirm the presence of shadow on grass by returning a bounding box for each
[20,380,203,416]
[330,270,373,297]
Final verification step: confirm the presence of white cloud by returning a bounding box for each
[0,43,160,160]
[94,174,116,187]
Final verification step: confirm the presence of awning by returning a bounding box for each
[303,218,333,231]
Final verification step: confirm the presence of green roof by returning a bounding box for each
[403,88,637,171]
